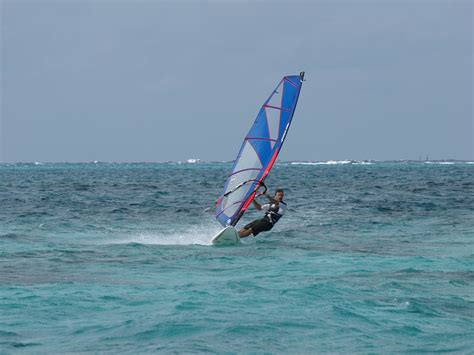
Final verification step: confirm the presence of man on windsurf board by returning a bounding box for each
[238,189,286,238]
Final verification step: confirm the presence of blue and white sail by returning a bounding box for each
[215,72,305,227]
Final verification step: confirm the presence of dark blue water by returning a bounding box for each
[1,161,473,353]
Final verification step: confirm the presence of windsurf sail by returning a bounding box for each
[215,72,305,227]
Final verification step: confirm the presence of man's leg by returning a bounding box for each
[238,228,253,238]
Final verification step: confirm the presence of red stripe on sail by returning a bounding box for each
[240,148,280,212]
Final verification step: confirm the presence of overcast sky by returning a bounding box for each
[1,0,472,162]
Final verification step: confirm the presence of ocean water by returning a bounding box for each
[1,161,473,353]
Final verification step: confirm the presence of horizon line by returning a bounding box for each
[1,158,473,165]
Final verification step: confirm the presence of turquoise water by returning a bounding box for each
[1,162,473,353]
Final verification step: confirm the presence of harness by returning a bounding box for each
[265,201,286,224]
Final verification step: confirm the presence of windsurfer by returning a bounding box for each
[238,189,286,238]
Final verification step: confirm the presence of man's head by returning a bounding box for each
[274,189,284,202]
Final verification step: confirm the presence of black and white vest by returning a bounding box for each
[263,201,287,224]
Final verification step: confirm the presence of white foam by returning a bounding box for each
[424,161,456,165]
[291,160,353,165]
[326,160,352,165]
[353,161,373,165]
[107,224,223,246]
[290,162,318,165]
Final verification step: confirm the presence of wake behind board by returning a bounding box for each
[211,226,240,245]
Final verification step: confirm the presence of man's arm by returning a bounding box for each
[252,199,262,210]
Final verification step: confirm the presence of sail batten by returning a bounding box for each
[215,73,304,227]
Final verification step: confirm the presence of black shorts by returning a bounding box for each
[244,218,273,236]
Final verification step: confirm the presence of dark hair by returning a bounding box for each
[275,189,284,194]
